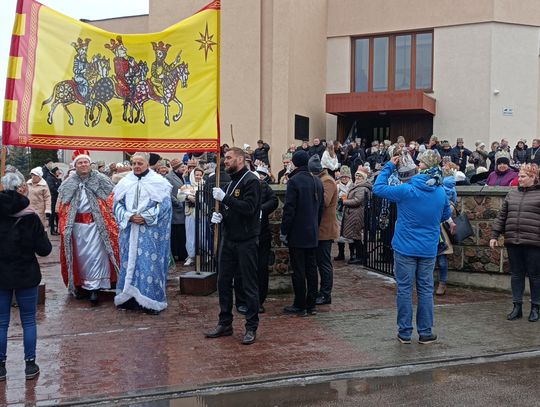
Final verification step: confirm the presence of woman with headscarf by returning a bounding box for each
[0,173,52,380]
[491,164,540,322]
[113,152,173,315]
[26,167,51,229]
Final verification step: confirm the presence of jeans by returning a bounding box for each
[394,252,436,339]
[316,240,333,298]
[289,247,318,311]
[507,245,540,305]
[436,254,448,284]
[0,286,39,361]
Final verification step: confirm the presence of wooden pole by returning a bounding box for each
[212,152,221,264]
[230,124,235,147]
[0,146,6,178]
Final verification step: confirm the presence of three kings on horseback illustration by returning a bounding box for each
[42,35,190,127]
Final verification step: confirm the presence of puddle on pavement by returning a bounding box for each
[120,356,540,407]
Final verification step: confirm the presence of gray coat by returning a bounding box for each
[165,170,185,225]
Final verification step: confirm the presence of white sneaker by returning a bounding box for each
[184,257,194,266]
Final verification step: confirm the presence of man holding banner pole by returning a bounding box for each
[205,147,262,345]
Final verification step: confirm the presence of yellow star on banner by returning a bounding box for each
[196,22,217,62]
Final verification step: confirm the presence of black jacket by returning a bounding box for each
[450,146,471,172]
[253,144,271,165]
[0,191,52,289]
[308,144,325,159]
[260,181,279,241]
[281,166,324,248]
[221,167,262,242]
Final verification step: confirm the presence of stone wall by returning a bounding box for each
[267,184,513,291]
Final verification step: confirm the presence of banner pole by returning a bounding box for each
[230,124,235,147]
[212,152,221,270]
[0,146,6,178]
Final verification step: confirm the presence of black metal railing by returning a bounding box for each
[363,192,397,276]
[194,184,219,273]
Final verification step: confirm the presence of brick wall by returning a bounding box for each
[268,185,512,290]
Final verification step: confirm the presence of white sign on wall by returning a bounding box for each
[502,107,514,116]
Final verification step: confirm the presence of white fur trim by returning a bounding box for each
[73,154,91,165]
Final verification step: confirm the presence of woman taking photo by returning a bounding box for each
[491,163,540,321]
[0,173,52,380]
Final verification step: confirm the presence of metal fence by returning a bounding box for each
[194,185,219,273]
[362,192,397,276]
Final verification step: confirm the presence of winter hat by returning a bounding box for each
[496,156,510,166]
[149,153,161,166]
[418,150,441,168]
[308,154,323,174]
[170,158,182,170]
[476,166,488,175]
[339,165,352,179]
[518,138,527,145]
[475,140,486,149]
[292,150,309,167]
[30,167,43,177]
[456,138,464,144]
[519,163,539,184]
[355,166,369,181]
[454,171,467,182]
[441,140,451,148]
[71,149,91,165]
[397,151,418,181]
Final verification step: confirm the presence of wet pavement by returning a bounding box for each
[1,236,538,405]
[123,353,540,407]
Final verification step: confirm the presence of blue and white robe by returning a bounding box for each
[113,171,172,311]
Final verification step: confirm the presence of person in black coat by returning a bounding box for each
[280,150,324,315]
[255,170,278,312]
[45,167,62,235]
[308,138,325,159]
[0,173,52,381]
[450,138,471,172]
[253,140,271,166]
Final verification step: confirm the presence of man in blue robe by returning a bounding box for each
[113,152,172,315]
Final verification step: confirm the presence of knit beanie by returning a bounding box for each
[308,154,323,174]
[418,150,441,168]
[292,150,309,167]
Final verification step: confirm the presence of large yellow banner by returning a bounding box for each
[3,0,220,152]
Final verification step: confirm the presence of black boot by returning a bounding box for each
[0,361,5,381]
[528,304,539,322]
[348,243,356,262]
[348,239,364,265]
[507,302,522,320]
[25,360,40,380]
[89,290,99,306]
[334,243,345,261]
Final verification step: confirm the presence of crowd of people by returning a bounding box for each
[0,133,539,379]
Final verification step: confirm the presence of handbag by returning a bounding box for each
[444,209,473,244]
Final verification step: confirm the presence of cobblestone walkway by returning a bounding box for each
[2,237,535,405]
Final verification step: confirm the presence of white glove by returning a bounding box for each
[211,212,223,224]
[213,187,226,202]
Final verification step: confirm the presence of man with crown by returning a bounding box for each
[72,38,91,101]
[57,150,120,306]
[105,36,139,101]
[150,41,182,103]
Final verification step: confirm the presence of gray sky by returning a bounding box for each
[0,0,149,126]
